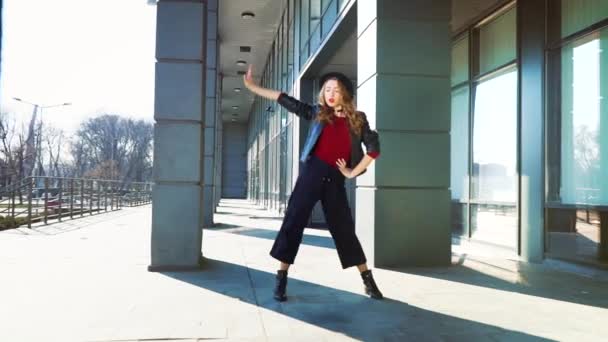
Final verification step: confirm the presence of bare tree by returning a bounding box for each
[71,114,153,183]
[574,125,600,174]
[0,112,26,186]
[43,126,66,178]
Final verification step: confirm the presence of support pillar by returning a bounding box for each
[356,0,452,267]
[214,89,223,209]
[203,0,218,226]
[149,0,209,271]
[519,0,546,262]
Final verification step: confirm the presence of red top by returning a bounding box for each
[313,116,379,168]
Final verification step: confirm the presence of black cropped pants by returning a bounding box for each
[270,155,367,269]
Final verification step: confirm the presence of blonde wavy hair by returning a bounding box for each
[316,78,364,136]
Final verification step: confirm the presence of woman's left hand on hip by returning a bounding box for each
[336,158,355,179]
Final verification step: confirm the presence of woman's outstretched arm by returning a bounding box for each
[243,64,315,120]
[243,65,281,100]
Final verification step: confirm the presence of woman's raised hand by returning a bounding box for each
[242,64,281,100]
[243,64,256,90]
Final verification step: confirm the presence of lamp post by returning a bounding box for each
[111,138,118,181]
[12,98,71,178]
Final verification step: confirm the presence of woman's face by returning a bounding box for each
[323,79,343,108]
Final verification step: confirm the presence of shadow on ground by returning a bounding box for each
[161,258,556,341]
[209,224,335,249]
[388,253,608,311]
[213,199,608,313]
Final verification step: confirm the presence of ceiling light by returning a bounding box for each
[234,87,242,92]
[231,118,237,122]
[232,106,239,110]
[241,11,255,19]
[236,60,247,66]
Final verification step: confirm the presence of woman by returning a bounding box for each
[243,65,383,301]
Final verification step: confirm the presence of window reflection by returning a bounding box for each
[547,208,605,262]
[471,204,518,247]
[561,33,604,205]
[546,29,608,265]
[470,69,518,247]
[451,86,469,236]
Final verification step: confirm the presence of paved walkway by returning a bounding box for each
[1,199,608,342]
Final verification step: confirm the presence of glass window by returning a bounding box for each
[561,0,608,38]
[300,0,310,52]
[322,0,332,14]
[451,86,470,236]
[322,0,338,38]
[478,7,516,75]
[546,208,606,263]
[310,24,321,53]
[557,31,608,205]
[288,0,294,26]
[300,42,309,68]
[310,0,321,30]
[278,41,282,89]
[309,0,322,55]
[471,68,518,247]
[274,40,279,89]
[451,86,469,201]
[283,49,288,89]
[288,20,294,87]
[339,0,348,12]
[452,35,469,86]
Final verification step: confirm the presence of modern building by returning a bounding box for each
[140,0,608,271]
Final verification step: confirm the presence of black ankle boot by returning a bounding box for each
[361,270,383,299]
[273,270,288,302]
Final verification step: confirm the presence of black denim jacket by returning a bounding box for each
[277,93,380,176]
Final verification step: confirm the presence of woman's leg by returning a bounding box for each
[270,164,322,302]
[321,180,383,299]
[356,264,368,273]
[270,171,322,265]
[320,180,366,269]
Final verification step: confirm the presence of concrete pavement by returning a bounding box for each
[1,199,607,341]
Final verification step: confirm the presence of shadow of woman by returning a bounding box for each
[160,258,556,342]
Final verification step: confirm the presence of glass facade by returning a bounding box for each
[247,0,608,265]
[560,0,608,38]
[546,0,608,264]
[247,0,352,213]
[478,8,517,74]
[299,0,353,68]
[471,67,518,248]
[450,5,519,249]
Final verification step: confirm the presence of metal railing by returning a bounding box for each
[0,176,152,229]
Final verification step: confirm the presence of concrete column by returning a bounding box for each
[203,0,218,226]
[518,0,546,262]
[214,75,223,209]
[356,0,452,267]
[149,0,208,271]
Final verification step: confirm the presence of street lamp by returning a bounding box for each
[13,97,71,109]
[12,97,71,178]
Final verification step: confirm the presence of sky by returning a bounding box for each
[0,0,157,135]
